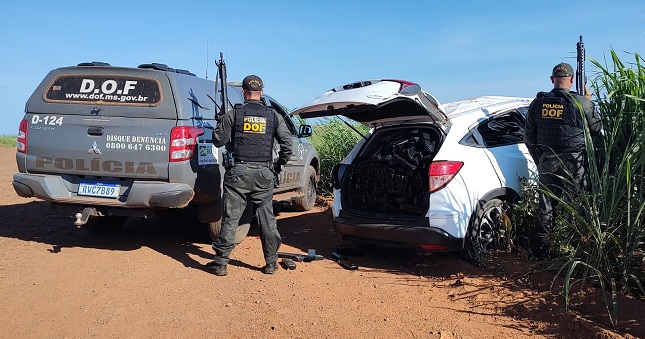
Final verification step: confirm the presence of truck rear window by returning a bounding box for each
[44,75,162,106]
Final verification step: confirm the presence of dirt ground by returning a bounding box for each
[0,146,643,339]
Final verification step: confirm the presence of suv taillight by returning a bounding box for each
[17,119,28,154]
[169,126,204,162]
[428,161,463,193]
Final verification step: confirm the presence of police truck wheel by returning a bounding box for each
[208,221,222,242]
[207,204,253,245]
[293,166,317,211]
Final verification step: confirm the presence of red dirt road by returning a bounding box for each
[0,147,642,338]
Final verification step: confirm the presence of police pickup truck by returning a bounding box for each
[13,62,319,243]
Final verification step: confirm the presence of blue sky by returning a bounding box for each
[1,0,644,135]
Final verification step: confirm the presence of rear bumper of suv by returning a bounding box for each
[13,173,194,209]
[333,212,464,252]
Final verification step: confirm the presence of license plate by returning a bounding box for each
[78,182,120,199]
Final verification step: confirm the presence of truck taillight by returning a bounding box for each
[169,126,204,162]
[17,119,28,154]
[428,161,463,193]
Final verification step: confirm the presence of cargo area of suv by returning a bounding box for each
[340,125,443,217]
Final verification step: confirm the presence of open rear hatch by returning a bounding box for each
[291,79,449,127]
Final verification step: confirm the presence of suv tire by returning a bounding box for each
[462,198,511,266]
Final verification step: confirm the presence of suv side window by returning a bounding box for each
[477,110,526,147]
[460,109,528,148]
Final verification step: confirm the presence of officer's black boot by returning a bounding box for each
[211,264,228,276]
[262,262,278,274]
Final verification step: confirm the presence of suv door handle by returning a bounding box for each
[87,126,104,136]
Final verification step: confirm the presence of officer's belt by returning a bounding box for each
[237,160,272,168]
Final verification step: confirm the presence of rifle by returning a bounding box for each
[278,251,324,262]
[216,52,236,169]
[576,35,585,96]
[215,52,229,121]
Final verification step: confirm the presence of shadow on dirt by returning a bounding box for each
[272,204,645,339]
[0,201,214,273]
[1,201,642,338]
[274,203,484,277]
[0,200,476,277]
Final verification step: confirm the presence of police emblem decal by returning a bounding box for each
[243,116,267,134]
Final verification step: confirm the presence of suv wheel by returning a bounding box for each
[293,166,317,211]
[462,198,511,266]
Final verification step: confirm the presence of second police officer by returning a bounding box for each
[524,62,603,258]
[210,75,293,276]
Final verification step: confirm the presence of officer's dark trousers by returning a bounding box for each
[536,151,587,249]
[212,163,281,266]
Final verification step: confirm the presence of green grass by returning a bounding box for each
[0,136,16,147]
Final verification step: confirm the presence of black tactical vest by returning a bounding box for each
[533,89,585,153]
[231,101,276,162]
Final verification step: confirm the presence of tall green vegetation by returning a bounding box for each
[518,50,645,327]
[307,117,368,196]
[0,136,17,147]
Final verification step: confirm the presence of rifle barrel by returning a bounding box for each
[576,35,585,96]
[218,52,228,114]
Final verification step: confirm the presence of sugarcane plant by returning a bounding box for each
[297,116,368,196]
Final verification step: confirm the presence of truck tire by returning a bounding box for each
[293,165,317,211]
[207,204,252,245]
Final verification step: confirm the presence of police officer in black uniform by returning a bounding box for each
[210,75,293,276]
[524,62,603,258]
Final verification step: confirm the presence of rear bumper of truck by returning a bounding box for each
[13,173,194,209]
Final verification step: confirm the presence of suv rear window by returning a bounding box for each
[44,75,162,106]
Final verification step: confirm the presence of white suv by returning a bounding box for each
[292,79,537,264]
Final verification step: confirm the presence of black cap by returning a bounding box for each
[242,75,263,91]
[552,63,574,77]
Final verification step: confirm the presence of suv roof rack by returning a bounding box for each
[175,69,196,76]
[77,61,111,67]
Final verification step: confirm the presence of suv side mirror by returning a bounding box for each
[298,124,313,137]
